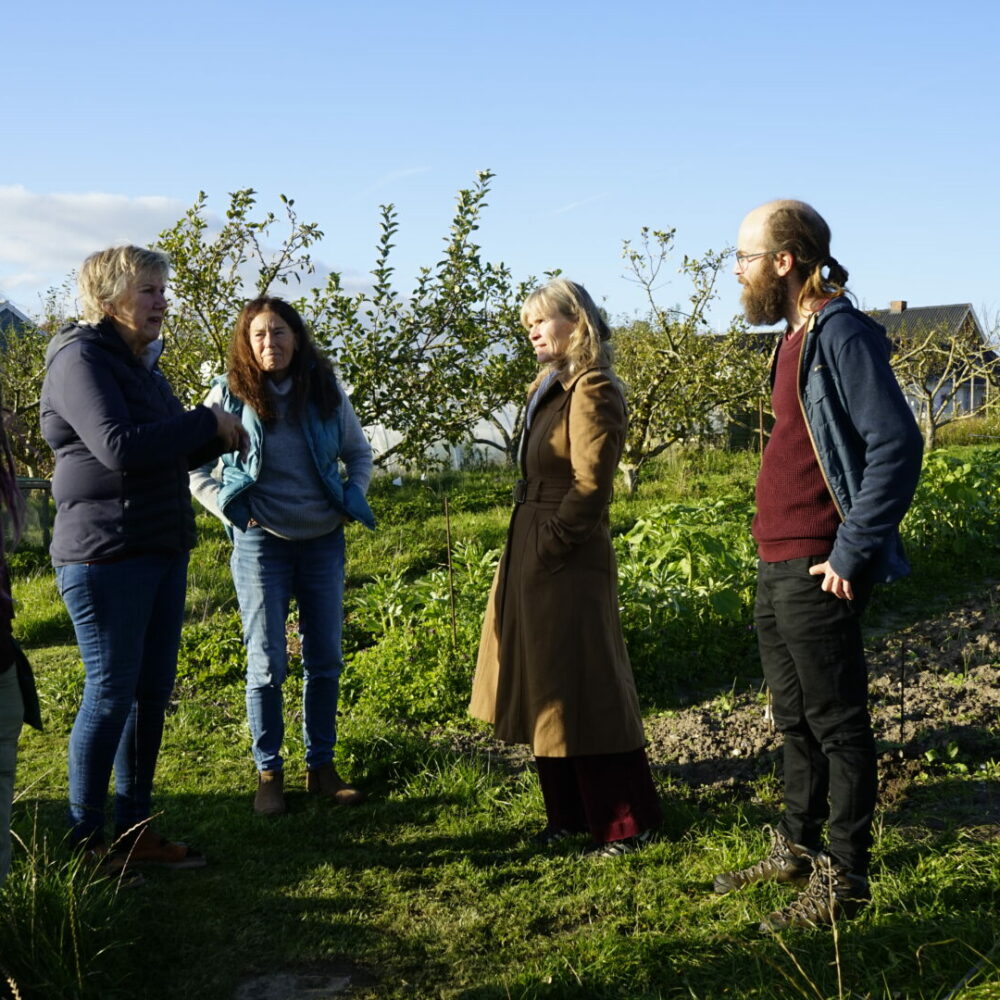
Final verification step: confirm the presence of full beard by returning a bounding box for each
[740,266,788,326]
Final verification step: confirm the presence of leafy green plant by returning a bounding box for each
[342,541,500,723]
[615,497,758,699]
[175,610,246,689]
[903,447,1000,561]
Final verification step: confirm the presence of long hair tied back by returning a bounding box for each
[764,201,849,310]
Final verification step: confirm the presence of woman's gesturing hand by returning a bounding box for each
[211,405,250,458]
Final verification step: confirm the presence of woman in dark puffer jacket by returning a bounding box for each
[41,245,246,871]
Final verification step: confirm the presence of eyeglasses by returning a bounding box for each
[734,249,781,271]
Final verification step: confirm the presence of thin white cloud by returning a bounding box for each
[551,192,612,216]
[353,167,432,202]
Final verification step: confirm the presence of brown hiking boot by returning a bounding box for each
[759,852,870,932]
[254,770,286,816]
[713,826,816,894]
[306,763,364,805]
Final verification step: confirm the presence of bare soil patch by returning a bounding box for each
[451,583,1000,830]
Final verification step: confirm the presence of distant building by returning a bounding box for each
[0,299,32,348]
[869,300,998,415]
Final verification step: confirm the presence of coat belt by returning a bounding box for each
[513,478,574,505]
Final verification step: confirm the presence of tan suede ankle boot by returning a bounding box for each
[306,763,364,805]
[254,770,286,816]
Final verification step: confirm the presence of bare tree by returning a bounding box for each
[890,318,1000,450]
[614,228,771,493]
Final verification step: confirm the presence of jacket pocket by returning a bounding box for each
[535,517,567,575]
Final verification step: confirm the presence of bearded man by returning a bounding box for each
[714,200,922,931]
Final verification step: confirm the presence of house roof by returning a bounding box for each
[867,303,979,338]
[0,299,31,331]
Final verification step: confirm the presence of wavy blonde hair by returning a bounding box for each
[78,245,170,324]
[521,278,612,392]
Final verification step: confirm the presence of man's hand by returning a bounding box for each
[809,561,854,600]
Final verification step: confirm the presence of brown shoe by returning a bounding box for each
[306,763,364,805]
[82,843,147,888]
[254,770,286,816]
[113,825,208,870]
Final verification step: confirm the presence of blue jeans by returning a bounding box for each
[0,665,22,885]
[755,557,876,876]
[230,526,345,772]
[57,553,189,848]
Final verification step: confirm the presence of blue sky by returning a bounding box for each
[3,0,999,332]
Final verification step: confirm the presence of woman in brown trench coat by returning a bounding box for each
[470,279,661,858]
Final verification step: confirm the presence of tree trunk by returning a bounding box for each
[922,415,936,452]
[619,463,641,495]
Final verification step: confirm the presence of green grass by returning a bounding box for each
[3,445,999,999]
[9,719,999,999]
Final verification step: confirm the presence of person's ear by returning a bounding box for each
[773,250,794,276]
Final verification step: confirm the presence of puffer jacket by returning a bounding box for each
[779,297,923,583]
[40,320,222,565]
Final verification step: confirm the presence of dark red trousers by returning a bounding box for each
[535,748,662,844]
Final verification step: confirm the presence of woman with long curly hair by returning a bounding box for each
[191,296,374,816]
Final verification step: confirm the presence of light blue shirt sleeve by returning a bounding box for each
[338,389,373,494]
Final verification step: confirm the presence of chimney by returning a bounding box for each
[890,300,907,313]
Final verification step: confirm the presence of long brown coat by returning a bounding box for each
[469,365,646,757]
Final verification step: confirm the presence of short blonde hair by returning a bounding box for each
[78,245,170,324]
[521,278,611,385]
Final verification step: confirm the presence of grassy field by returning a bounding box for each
[2,447,999,1000]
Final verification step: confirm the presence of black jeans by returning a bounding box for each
[755,557,876,876]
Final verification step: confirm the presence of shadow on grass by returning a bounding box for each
[12,778,999,1000]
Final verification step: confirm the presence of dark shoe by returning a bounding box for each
[82,844,146,888]
[713,826,816,894]
[582,829,655,860]
[113,825,208,870]
[254,770,286,816]
[759,852,870,932]
[306,763,364,805]
[531,826,576,847]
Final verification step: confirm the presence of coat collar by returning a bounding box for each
[552,362,611,392]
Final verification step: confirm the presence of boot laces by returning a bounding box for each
[734,825,794,879]
[782,855,842,923]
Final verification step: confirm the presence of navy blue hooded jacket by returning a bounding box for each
[777,297,923,583]
[41,320,223,565]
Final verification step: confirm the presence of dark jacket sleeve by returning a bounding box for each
[48,343,219,470]
[826,324,923,580]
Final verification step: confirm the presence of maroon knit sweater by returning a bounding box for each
[753,324,841,562]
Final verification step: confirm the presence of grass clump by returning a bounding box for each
[0,817,137,1000]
